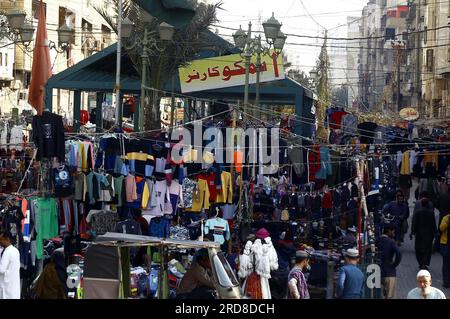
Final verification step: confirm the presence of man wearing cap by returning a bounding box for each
[287,250,310,299]
[336,249,365,299]
[342,226,357,250]
[407,270,446,299]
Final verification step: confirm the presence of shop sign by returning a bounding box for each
[399,107,419,121]
[179,51,285,93]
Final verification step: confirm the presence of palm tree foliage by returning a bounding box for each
[93,0,222,130]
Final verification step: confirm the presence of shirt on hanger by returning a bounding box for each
[216,171,233,204]
[204,217,230,244]
[186,179,210,212]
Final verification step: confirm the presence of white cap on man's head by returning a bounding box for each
[417,270,431,278]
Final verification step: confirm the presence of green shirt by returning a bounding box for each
[114,176,124,207]
[35,198,59,259]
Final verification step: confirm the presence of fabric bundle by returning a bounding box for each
[265,237,279,271]
[238,241,253,279]
[256,245,271,279]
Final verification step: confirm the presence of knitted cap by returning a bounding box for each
[255,228,270,240]
[417,270,431,278]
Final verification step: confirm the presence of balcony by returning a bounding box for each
[438,66,450,79]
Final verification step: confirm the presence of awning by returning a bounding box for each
[94,232,220,249]
[132,0,196,29]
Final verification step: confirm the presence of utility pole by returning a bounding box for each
[243,22,252,112]
[392,41,405,112]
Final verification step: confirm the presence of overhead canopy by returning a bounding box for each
[94,232,220,249]
[132,0,196,29]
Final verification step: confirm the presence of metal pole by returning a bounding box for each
[115,0,123,128]
[169,76,176,134]
[140,28,149,133]
[243,22,252,112]
[396,46,401,112]
[255,36,261,108]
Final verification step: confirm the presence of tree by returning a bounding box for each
[314,31,330,141]
[287,69,313,90]
[331,84,348,108]
[94,0,222,131]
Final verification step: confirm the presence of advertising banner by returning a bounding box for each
[179,51,285,93]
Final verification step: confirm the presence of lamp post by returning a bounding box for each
[121,19,175,132]
[232,13,286,111]
[232,13,286,220]
[2,9,74,51]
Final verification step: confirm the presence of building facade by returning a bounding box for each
[0,0,116,117]
[421,0,450,119]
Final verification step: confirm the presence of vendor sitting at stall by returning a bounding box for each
[176,248,216,299]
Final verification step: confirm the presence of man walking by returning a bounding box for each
[0,230,21,299]
[378,225,402,299]
[287,250,310,299]
[336,248,364,299]
[382,191,410,245]
[407,270,446,299]
[439,212,450,288]
[411,192,438,270]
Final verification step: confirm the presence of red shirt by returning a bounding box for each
[308,145,321,181]
[321,191,333,209]
[198,173,217,202]
[330,111,348,130]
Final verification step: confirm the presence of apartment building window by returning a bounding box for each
[0,53,2,66]
[4,53,7,67]
[424,26,427,44]
[82,19,93,44]
[32,0,46,20]
[101,25,112,49]
[448,48,450,63]
[426,49,434,72]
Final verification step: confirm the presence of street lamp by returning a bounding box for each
[6,9,26,30]
[57,23,74,50]
[2,10,73,52]
[232,13,287,109]
[122,20,175,131]
[232,13,286,219]
[262,12,282,42]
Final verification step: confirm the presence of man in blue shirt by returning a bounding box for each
[336,248,365,299]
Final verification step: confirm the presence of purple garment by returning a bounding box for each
[288,267,310,299]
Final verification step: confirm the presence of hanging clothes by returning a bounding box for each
[32,111,66,162]
[308,145,321,182]
[315,147,332,180]
[400,151,411,175]
[216,171,233,204]
[204,217,230,245]
[186,179,210,212]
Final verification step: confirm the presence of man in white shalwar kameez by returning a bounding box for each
[0,230,21,299]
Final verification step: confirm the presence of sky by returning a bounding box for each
[215,0,369,75]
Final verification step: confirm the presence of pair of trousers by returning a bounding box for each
[442,246,450,286]
[415,249,432,269]
[382,277,397,299]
